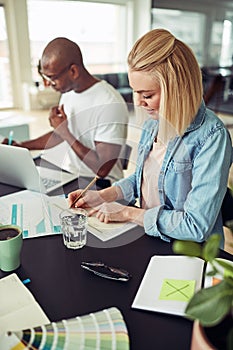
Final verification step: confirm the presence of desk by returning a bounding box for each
[0,179,232,350]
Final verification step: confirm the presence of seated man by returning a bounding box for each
[3,37,129,187]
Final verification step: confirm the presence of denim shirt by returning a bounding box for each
[115,102,233,247]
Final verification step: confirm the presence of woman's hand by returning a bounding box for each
[68,186,122,210]
[90,202,146,226]
[68,189,105,209]
[90,202,128,223]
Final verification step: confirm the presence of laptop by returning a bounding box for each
[0,144,78,194]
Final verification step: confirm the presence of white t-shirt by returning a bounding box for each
[141,139,167,209]
[46,80,129,181]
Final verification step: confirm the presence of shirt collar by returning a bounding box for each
[185,100,206,133]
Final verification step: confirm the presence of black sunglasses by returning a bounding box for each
[81,261,131,282]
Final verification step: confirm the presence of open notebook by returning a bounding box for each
[0,144,78,194]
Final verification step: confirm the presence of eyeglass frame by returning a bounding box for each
[37,60,73,85]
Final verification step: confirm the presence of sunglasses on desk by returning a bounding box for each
[81,261,131,282]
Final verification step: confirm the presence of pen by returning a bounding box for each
[8,130,14,145]
[70,176,99,208]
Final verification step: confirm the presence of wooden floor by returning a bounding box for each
[1,107,233,254]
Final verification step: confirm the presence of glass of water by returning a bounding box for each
[59,208,88,249]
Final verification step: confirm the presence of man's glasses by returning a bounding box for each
[37,60,72,85]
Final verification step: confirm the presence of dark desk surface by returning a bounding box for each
[0,176,232,350]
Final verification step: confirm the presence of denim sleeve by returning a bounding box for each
[113,173,138,204]
[143,127,232,247]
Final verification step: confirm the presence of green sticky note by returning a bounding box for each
[159,279,196,302]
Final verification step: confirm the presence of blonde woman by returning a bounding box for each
[68,29,232,247]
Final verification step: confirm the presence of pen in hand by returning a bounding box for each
[8,130,14,145]
[70,176,99,208]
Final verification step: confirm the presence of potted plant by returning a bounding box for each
[173,233,233,350]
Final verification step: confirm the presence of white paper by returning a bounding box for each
[0,274,49,335]
[88,216,137,241]
[0,190,136,241]
[132,255,205,316]
[0,190,67,239]
[41,142,75,173]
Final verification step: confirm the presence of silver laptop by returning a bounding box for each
[0,144,78,194]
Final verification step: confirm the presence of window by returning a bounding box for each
[0,5,13,108]
[151,8,205,66]
[210,19,233,67]
[27,0,128,82]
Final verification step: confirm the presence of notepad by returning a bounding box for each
[0,274,49,335]
[88,216,137,241]
[131,255,205,316]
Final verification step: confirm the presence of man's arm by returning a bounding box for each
[2,130,63,150]
[52,123,121,177]
[20,131,63,150]
[2,105,65,150]
[68,137,121,178]
[50,104,123,178]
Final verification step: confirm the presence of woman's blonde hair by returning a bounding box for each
[128,29,203,136]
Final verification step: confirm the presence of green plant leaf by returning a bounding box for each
[185,280,233,326]
[206,266,218,276]
[202,234,221,262]
[225,276,233,288]
[215,259,233,277]
[172,240,202,257]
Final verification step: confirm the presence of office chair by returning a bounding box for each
[221,187,233,227]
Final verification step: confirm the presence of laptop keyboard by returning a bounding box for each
[41,177,61,189]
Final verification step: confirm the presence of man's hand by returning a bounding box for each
[49,104,69,138]
[1,138,22,146]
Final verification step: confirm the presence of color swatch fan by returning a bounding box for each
[10,307,129,350]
